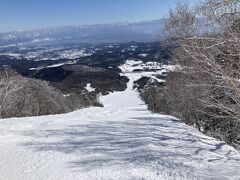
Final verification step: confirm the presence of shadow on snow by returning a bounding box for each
[19,114,239,174]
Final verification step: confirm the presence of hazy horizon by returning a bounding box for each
[0,19,164,33]
[0,0,196,33]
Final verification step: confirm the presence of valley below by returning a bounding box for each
[1,54,240,179]
[0,41,240,180]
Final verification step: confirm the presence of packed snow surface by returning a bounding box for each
[1,61,240,179]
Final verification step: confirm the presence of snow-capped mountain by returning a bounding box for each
[0,20,164,46]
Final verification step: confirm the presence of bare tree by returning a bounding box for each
[159,0,240,147]
[0,67,71,118]
[0,66,103,119]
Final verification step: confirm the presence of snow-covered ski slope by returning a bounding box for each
[1,62,240,180]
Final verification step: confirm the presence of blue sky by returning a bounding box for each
[0,0,194,32]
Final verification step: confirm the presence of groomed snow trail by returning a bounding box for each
[0,73,240,180]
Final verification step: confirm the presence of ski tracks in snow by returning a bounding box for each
[0,73,240,180]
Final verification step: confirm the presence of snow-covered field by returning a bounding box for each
[0,62,240,180]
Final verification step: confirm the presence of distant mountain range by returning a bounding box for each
[0,20,164,46]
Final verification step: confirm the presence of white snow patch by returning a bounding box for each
[119,60,180,83]
[129,46,138,51]
[119,60,163,75]
[130,45,138,49]
[0,52,22,59]
[46,60,77,68]
[63,94,71,97]
[57,49,92,59]
[29,61,77,71]
[85,84,95,92]
[163,64,182,72]
[139,53,148,57]
[32,38,55,43]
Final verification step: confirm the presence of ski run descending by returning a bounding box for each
[1,61,240,180]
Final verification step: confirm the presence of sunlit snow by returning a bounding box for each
[0,60,240,179]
